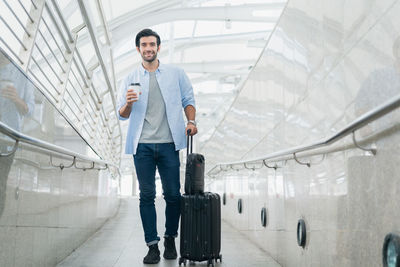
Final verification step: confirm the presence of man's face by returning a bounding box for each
[137,36,160,63]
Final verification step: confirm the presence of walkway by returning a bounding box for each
[57,197,281,267]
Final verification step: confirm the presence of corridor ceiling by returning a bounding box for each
[0,0,286,173]
[69,0,286,144]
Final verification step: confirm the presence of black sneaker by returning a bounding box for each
[143,244,160,264]
[163,236,177,259]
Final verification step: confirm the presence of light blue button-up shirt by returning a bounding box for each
[117,61,195,155]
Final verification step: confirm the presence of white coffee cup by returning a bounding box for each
[128,82,141,101]
[0,80,14,91]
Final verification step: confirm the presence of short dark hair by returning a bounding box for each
[135,29,161,47]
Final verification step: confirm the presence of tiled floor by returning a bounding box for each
[57,197,281,267]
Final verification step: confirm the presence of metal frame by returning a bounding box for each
[18,0,46,71]
[103,3,285,47]
[208,93,400,176]
[113,30,271,65]
[77,0,122,160]
[1,0,287,173]
[0,0,123,166]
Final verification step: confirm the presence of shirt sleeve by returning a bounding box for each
[179,68,195,109]
[117,78,129,121]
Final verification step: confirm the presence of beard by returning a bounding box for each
[141,52,157,63]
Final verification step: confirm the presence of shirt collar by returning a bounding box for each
[139,60,164,75]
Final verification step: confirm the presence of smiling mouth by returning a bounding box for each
[142,52,156,62]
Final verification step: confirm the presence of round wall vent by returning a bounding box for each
[383,233,400,267]
[237,199,243,214]
[261,207,267,227]
[297,219,306,248]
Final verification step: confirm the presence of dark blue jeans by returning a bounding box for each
[133,143,181,246]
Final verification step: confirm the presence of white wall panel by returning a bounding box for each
[0,49,119,267]
[203,0,400,266]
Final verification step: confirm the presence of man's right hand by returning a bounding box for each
[119,89,142,118]
[126,89,141,107]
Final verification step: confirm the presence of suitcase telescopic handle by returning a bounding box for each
[186,129,193,156]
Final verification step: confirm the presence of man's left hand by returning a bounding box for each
[186,123,197,136]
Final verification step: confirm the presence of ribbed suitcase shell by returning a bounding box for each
[179,193,222,266]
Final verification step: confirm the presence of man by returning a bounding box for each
[117,29,197,264]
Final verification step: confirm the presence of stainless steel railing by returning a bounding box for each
[208,93,400,176]
[0,121,120,176]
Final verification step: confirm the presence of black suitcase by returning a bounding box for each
[184,130,205,194]
[179,192,222,267]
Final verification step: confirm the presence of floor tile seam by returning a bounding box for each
[111,230,137,267]
[66,221,137,265]
[110,200,138,267]
[61,219,135,263]
[221,219,282,266]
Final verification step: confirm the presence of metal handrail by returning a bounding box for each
[207,93,400,176]
[0,121,120,176]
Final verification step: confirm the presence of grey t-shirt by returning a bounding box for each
[139,71,174,143]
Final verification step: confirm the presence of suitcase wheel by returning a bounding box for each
[217,254,222,262]
[178,257,187,266]
[207,259,214,267]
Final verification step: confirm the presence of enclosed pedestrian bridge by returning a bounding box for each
[1,0,400,266]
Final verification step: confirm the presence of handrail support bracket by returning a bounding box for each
[352,131,377,155]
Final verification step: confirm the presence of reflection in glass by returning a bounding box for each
[0,53,34,132]
[0,48,100,218]
[0,50,35,217]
